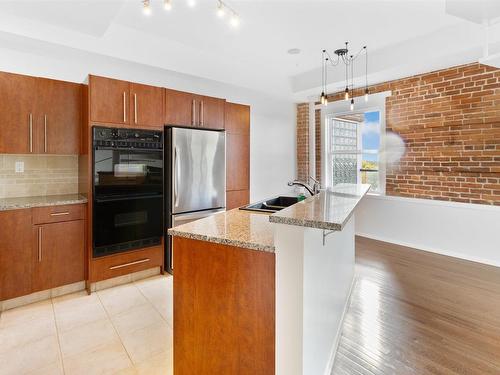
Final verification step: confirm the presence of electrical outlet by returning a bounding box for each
[15,161,24,173]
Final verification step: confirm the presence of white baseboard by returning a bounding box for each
[356,232,500,269]
[323,277,355,375]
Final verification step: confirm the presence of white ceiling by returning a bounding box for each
[0,0,499,101]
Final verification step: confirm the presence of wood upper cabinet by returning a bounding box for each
[197,95,225,130]
[35,78,82,154]
[0,209,33,301]
[32,219,85,293]
[0,72,36,154]
[165,88,196,127]
[165,89,225,129]
[130,83,164,128]
[225,102,250,135]
[0,72,81,154]
[89,75,130,125]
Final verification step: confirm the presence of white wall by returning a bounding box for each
[356,194,500,267]
[0,32,296,202]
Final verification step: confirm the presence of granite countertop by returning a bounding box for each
[168,208,275,253]
[168,184,371,253]
[269,184,371,231]
[0,194,88,211]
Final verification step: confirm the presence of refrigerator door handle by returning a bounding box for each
[174,146,179,207]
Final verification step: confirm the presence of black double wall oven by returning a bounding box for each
[92,126,164,258]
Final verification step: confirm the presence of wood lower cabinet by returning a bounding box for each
[89,75,130,125]
[0,205,86,302]
[89,244,164,283]
[32,219,85,292]
[0,209,33,301]
[225,102,250,208]
[130,83,164,128]
[35,78,82,154]
[0,72,36,154]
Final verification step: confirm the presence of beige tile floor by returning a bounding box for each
[0,275,173,375]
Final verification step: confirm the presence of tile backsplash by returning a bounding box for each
[0,155,78,198]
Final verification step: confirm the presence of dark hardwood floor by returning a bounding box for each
[332,236,500,375]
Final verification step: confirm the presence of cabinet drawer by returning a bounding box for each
[89,244,163,283]
[32,204,85,224]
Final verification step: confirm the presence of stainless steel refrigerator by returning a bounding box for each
[164,126,226,274]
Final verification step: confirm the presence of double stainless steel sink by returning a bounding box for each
[239,196,299,213]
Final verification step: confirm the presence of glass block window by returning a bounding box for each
[330,120,358,185]
[326,111,381,193]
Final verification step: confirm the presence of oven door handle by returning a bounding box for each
[95,194,163,203]
[174,146,180,207]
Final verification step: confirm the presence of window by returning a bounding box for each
[326,110,382,193]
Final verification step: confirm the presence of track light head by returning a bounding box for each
[143,0,151,15]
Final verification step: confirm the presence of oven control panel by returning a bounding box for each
[93,126,163,149]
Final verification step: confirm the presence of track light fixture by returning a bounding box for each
[141,0,240,28]
[142,0,152,15]
[320,42,369,109]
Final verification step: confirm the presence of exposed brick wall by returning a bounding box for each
[299,63,500,205]
[296,103,310,181]
[315,109,321,181]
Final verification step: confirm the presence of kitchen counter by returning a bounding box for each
[168,208,275,252]
[169,183,371,375]
[0,194,87,211]
[168,183,370,252]
[269,184,371,231]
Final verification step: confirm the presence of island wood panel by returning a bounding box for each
[89,75,130,125]
[0,209,33,300]
[129,82,164,128]
[174,237,275,375]
[0,71,36,154]
[35,78,82,154]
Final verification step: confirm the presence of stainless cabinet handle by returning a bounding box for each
[200,101,204,126]
[44,115,47,153]
[50,212,70,216]
[109,258,150,270]
[192,99,196,126]
[123,92,127,122]
[29,113,33,153]
[134,93,138,124]
[38,227,42,262]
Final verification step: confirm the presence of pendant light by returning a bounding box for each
[364,46,369,102]
[320,42,369,108]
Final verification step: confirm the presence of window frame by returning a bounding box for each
[319,91,391,195]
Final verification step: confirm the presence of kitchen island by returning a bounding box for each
[168,183,370,375]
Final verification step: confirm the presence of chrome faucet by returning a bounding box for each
[288,176,321,196]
